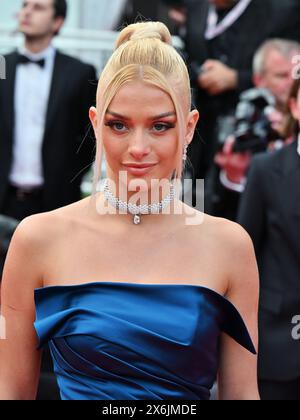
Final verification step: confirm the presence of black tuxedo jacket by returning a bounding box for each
[238,140,300,381]
[0,50,97,212]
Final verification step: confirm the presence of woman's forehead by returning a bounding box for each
[111,80,173,100]
[108,81,176,115]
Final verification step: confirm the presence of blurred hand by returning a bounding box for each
[215,136,252,184]
[198,60,238,95]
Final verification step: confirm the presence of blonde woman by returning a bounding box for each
[0,22,260,400]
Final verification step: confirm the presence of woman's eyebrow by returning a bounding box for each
[105,110,176,120]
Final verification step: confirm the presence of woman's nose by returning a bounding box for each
[128,130,151,159]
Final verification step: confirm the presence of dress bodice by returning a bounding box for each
[34,282,256,400]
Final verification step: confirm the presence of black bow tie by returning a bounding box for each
[17,54,46,68]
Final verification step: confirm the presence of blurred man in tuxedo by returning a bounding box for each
[0,0,97,400]
[238,78,300,400]
[184,0,300,181]
[0,0,97,222]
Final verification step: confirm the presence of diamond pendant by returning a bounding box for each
[133,214,141,225]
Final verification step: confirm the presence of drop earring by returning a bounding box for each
[183,143,188,162]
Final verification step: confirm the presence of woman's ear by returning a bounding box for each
[89,106,98,133]
[186,109,200,145]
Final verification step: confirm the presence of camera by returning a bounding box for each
[232,88,280,153]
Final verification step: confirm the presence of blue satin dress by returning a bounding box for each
[34,282,256,400]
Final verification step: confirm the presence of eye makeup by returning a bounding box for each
[104,120,176,134]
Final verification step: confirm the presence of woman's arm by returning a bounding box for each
[0,216,45,400]
[218,221,260,401]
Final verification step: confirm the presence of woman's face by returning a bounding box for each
[90,80,198,191]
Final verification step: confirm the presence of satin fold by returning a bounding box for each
[34,282,256,400]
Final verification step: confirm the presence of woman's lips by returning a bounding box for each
[123,164,157,176]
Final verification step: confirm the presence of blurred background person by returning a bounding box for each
[208,38,300,221]
[237,78,300,400]
[0,0,97,223]
[183,0,300,186]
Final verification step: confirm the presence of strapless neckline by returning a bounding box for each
[35,281,240,315]
[34,280,256,400]
[36,281,227,301]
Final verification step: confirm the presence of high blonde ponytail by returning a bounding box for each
[115,21,173,49]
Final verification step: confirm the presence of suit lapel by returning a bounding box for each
[44,51,65,138]
[276,141,300,218]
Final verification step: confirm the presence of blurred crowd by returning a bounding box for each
[1,0,300,400]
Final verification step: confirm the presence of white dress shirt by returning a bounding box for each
[9,44,56,188]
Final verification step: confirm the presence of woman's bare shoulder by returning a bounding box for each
[21,198,90,234]
[201,212,253,247]
[181,205,251,250]
[193,212,256,272]
[2,199,91,286]
[0,209,69,296]
[203,214,258,291]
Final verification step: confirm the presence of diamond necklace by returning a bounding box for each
[103,178,176,225]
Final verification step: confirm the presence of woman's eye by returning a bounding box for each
[105,121,175,133]
[105,121,127,132]
[152,123,174,132]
